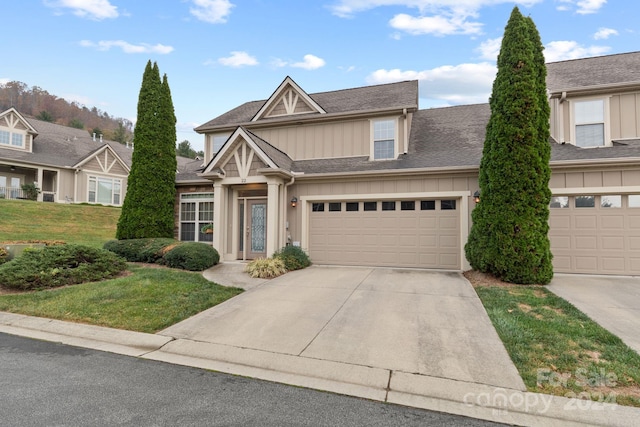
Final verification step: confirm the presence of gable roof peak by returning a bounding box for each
[251,76,326,122]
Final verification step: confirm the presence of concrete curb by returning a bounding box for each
[0,312,172,357]
[2,311,639,426]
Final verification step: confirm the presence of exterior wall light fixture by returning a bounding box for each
[291,197,298,208]
[473,190,481,203]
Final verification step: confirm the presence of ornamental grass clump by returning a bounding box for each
[245,258,287,279]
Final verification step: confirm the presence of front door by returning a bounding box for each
[240,199,267,260]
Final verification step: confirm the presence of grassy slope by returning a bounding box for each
[0,199,120,248]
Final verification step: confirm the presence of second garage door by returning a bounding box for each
[549,194,640,275]
[308,199,460,269]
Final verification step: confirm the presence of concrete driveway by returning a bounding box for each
[160,266,524,390]
[548,275,640,355]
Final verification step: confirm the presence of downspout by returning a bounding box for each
[403,108,409,154]
[283,175,295,247]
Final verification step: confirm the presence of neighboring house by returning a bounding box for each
[0,108,132,205]
[176,52,640,276]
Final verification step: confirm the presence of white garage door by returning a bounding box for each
[308,199,460,269]
[549,194,640,275]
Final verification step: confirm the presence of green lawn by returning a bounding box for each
[0,199,243,333]
[0,199,120,248]
[0,264,242,333]
[475,284,640,407]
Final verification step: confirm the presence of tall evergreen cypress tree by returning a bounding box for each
[465,7,553,284]
[116,61,177,239]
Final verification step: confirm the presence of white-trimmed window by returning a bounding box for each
[0,129,24,148]
[180,193,214,242]
[211,133,231,157]
[574,99,606,147]
[88,176,121,205]
[371,119,396,160]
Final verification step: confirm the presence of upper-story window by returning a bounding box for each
[574,99,605,147]
[211,133,230,157]
[372,119,396,160]
[0,129,25,148]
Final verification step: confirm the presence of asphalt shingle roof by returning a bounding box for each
[546,51,640,92]
[195,80,419,131]
[0,116,133,169]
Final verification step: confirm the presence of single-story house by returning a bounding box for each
[174,51,639,276]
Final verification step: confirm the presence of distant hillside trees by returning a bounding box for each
[176,140,204,158]
[0,80,133,143]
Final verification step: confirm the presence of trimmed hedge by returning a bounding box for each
[104,238,219,271]
[103,238,177,263]
[0,244,127,291]
[163,242,220,271]
[273,246,311,271]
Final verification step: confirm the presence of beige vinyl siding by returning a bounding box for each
[254,116,407,160]
[552,91,640,144]
[550,168,640,189]
[609,92,640,140]
[57,170,76,202]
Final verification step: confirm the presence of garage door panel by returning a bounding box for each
[549,195,640,275]
[575,215,597,229]
[309,199,460,269]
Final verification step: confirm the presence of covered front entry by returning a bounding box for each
[305,196,465,270]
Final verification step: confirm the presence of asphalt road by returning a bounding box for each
[0,332,506,427]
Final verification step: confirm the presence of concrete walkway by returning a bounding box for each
[1,264,638,426]
[548,274,640,355]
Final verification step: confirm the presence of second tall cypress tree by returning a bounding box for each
[465,7,553,284]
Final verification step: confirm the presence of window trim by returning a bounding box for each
[570,97,610,148]
[179,192,215,242]
[0,129,25,149]
[370,117,398,160]
[87,175,122,206]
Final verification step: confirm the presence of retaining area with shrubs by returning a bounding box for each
[0,244,127,291]
[103,238,220,271]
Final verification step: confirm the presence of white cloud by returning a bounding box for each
[543,40,610,62]
[44,0,118,20]
[218,51,259,67]
[593,27,618,40]
[329,1,543,18]
[477,37,502,60]
[190,0,234,23]
[79,40,174,54]
[366,62,496,106]
[389,13,482,36]
[556,0,607,14]
[274,55,326,70]
[292,54,326,70]
[0,78,9,85]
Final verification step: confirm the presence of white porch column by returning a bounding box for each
[266,179,281,257]
[213,182,224,254]
[36,168,44,201]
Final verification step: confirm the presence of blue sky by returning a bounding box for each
[2,1,637,150]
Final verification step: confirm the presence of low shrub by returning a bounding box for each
[103,238,177,263]
[245,257,287,279]
[0,247,8,265]
[163,243,220,271]
[273,245,311,271]
[0,244,127,291]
